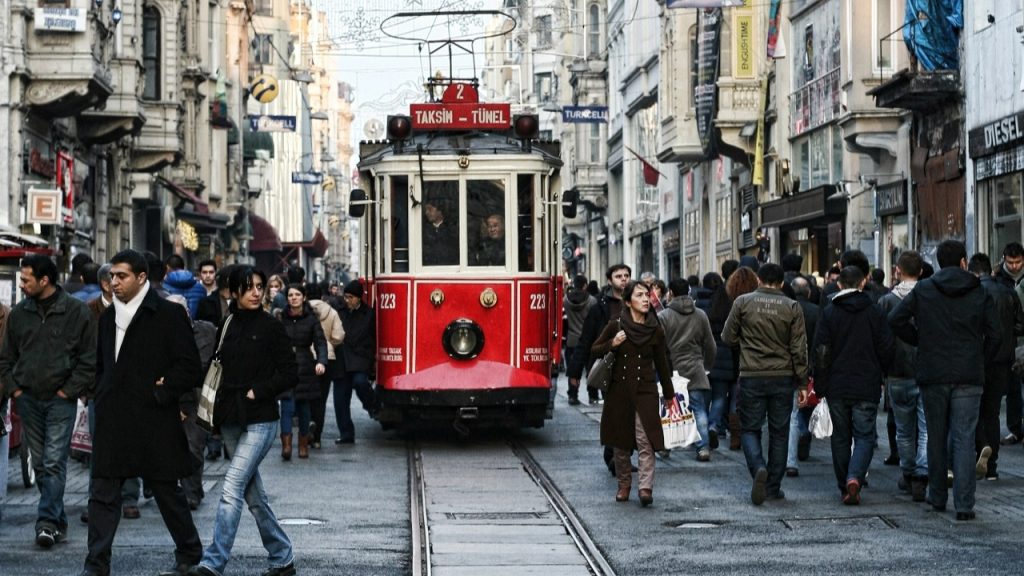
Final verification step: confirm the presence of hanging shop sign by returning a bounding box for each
[56,151,74,225]
[34,8,87,33]
[291,171,324,185]
[695,8,723,157]
[27,188,62,225]
[249,115,296,133]
[562,106,609,124]
[875,181,907,217]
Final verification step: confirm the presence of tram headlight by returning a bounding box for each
[443,319,484,360]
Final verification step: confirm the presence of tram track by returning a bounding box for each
[409,437,616,576]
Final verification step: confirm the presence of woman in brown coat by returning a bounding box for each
[592,280,675,507]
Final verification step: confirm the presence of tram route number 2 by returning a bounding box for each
[529,294,546,310]
[378,293,397,309]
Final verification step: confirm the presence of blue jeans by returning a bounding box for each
[279,398,311,436]
[888,378,928,477]
[199,422,293,575]
[738,377,793,496]
[17,394,76,530]
[827,398,878,491]
[920,383,981,512]
[786,394,811,468]
[1,404,9,522]
[688,389,710,451]
[708,378,730,433]
[333,371,376,441]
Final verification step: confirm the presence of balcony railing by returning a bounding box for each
[789,67,841,137]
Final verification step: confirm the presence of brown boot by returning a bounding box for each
[298,434,310,459]
[729,413,742,451]
[281,434,293,461]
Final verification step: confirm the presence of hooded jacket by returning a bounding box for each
[657,296,716,391]
[164,269,208,318]
[888,266,1000,386]
[877,280,918,378]
[563,288,596,349]
[979,275,1024,363]
[813,289,894,402]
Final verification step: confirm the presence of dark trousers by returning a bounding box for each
[333,371,376,441]
[180,402,207,504]
[1007,374,1023,437]
[921,383,981,512]
[978,362,1011,470]
[310,364,335,444]
[738,377,793,496]
[85,477,202,575]
[827,398,878,492]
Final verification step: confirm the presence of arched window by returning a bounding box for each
[588,4,601,57]
[142,7,161,101]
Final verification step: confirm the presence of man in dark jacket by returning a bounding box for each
[781,252,820,304]
[722,263,808,505]
[993,241,1024,445]
[889,240,1001,521]
[196,266,234,328]
[0,254,96,548]
[335,280,377,444]
[819,250,886,305]
[786,276,819,477]
[813,266,894,505]
[83,249,203,576]
[563,274,596,405]
[968,253,1024,480]
[567,264,631,405]
[878,250,928,501]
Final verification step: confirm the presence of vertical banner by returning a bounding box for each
[752,76,768,187]
[766,0,782,58]
[735,13,754,79]
[695,8,723,158]
[56,151,74,225]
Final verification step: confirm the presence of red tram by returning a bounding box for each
[349,79,575,431]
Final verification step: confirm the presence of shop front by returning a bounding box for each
[759,184,846,277]
[876,180,910,283]
[971,111,1024,258]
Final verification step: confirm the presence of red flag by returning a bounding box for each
[626,146,664,187]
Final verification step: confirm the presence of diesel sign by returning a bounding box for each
[970,112,1024,158]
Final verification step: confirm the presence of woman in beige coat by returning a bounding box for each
[307,284,344,449]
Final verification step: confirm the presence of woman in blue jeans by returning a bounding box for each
[189,267,299,576]
[276,284,328,460]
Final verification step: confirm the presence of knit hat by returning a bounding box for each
[344,280,363,298]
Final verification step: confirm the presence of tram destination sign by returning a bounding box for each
[410,102,511,131]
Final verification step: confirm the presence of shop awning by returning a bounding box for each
[243,126,275,160]
[249,213,282,253]
[178,206,231,232]
[760,184,846,230]
[282,228,329,259]
[157,176,209,214]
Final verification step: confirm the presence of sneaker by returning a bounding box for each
[785,467,799,478]
[985,464,1000,481]
[843,479,861,505]
[751,467,768,506]
[1000,432,1021,445]
[883,454,900,466]
[956,510,976,521]
[708,428,719,450]
[567,396,581,406]
[588,397,602,405]
[335,437,354,445]
[975,445,992,479]
[54,526,67,544]
[797,433,811,461]
[696,449,711,462]
[35,527,56,548]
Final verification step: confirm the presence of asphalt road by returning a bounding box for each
[4,376,1024,575]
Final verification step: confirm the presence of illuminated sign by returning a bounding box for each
[410,83,512,131]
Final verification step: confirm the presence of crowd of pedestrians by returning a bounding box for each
[0,250,377,576]
[565,239,1023,521]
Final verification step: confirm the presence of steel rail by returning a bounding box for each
[408,442,430,576]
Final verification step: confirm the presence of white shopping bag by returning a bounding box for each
[661,391,701,450]
[70,399,92,453]
[809,397,833,439]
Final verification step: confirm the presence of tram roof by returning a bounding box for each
[358,131,562,167]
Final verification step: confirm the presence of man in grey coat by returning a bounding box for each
[659,278,716,459]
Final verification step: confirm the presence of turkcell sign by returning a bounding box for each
[34,8,87,32]
[562,106,608,124]
[409,103,511,131]
[249,115,297,132]
[291,172,323,185]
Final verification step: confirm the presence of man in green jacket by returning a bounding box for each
[0,254,96,548]
[722,263,808,506]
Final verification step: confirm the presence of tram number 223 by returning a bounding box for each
[529,294,546,311]
[378,293,397,309]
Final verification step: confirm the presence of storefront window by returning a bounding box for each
[684,210,700,246]
[987,173,1023,256]
[715,193,732,243]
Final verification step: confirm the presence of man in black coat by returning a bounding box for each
[567,263,631,404]
[813,266,894,504]
[968,253,1024,480]
[992,241,1024,445]
[889,240,1001,521]
[82,250,203,576]
[335,280,377,444]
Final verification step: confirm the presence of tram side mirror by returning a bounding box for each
[349,189,367,218]
[562,190,579,219]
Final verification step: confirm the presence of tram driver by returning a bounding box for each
[422,197,458,266]
[472,213,506,266]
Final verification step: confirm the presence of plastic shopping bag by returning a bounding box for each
[70,399,92,454]
[661,392,701,450]
[809,397,833,439]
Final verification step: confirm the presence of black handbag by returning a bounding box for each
[587,319,621,392]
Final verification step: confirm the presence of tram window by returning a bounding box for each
[517,174,535,272]
[467,180,506,267]
[391,176,409,272]
[421,181,459,266]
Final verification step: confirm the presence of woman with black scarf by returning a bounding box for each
[592,280,675,507]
